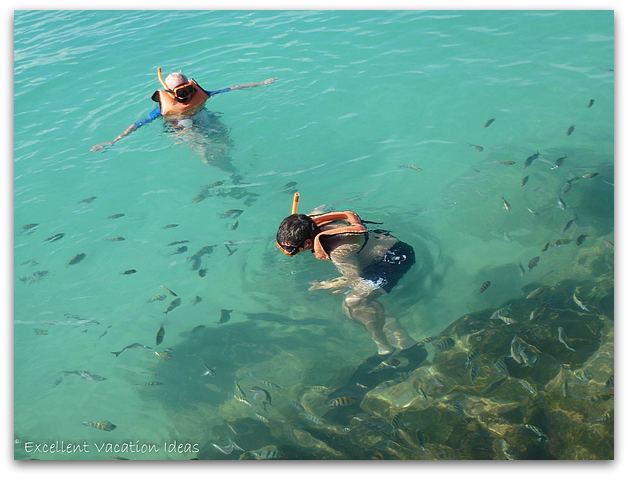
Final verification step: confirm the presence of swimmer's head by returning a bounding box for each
[276,214,317,256]
[165,72,189,89]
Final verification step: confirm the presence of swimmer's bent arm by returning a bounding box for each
[90,106,161,152]
[309,237,364,292]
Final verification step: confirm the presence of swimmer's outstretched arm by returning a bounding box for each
[309,238,364,292]
[208,77,277,96]
[90,106,161,152]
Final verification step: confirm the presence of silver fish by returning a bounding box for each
[64,370,106,381]
[557,327,576,352]
[526,286,545,299]
[524,424,549,442]
[558,197,567,210]
[163,298,181,315]
[501,196,511,212]
[527,207,538,216]
[573,291,590,311]
[202,362,216,377]
[510,336,540,367]
[550,155,566,170]
[211,439,244,455]
[562,218,576,233]
[581,171,598,179]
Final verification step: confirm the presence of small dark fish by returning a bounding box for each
[468,361,480,384]
[198,268,207,278]
[68,253,86,265]
[22,223,39,233]
[98,326,111,340]
[121,269,137,275]
[329,396,357,408]
[192,190,209,203]
[481,376,508,394]
[142,381,164,386]
[105,236,125,242]
[111,342,152,357]
[587,99,595,108]
[229,221,239,231]
[19,270,49,284]
[528,256,540,271]
[156,325,165,346]
[170,246,188,255]
[164,298,181,315]
[469,143,484,152]
[497,160,516,165]
[526,207,538,216]
[529,302,547,321]
[581,172,599,179]
[561,181,573,194]
[501,196,511,212]
[221,209,244,219]
[400,163,422,172]
[562,218,576,233]
[225,243,237,256]
[484,118,495,128]
[79,196,97,204]
[550,155,566,170]
[433,337,455,352]
[161,285,178,297]
[82,420,116,432]
[192,295,202,305]
[558,197,566,210]
[524,152,540,168]
[168,240,189,246]
[479,281,491,293]
[524,424,548,442]
[34,328,48,336]
[202,362,216,377]
[162,224,178,229]
[576,234,587,246]
[218,309,233,324]
[521,175,529,187]
[416,430,426,450]
[541,242,550,252]
[566,125,575,136]
[494,357,508,375]
[282,181,298,190]
[465,349,480,369]
[44,233,64,243]
[147,294,166,303]
[108,213,125,219]
[20,258,39,266]
[553,238,572,247]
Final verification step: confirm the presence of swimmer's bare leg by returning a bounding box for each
[343,291,394,355]
[383,317,416,350]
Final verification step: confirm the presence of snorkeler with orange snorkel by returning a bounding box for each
[276,192,425,363]
[91,67,276,170]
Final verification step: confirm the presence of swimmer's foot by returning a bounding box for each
[395,343,428,371]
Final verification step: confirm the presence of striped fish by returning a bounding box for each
[82,420,116,432]
[329,396,357,408]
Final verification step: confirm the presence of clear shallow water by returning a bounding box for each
[14,10,613,460]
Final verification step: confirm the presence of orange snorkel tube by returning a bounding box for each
[276,192,301,256]
[291,191,300,215]
[157,66,176,99]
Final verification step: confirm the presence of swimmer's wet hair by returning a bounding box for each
[276,214,317,246]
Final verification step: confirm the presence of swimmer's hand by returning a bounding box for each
[90,141,113,152]
[309,277,349,292]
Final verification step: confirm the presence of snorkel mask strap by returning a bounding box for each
[157,66,176,100]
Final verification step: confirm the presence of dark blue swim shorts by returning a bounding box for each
[360,241,415,293]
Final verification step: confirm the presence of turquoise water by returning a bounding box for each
[14,10,613,460]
